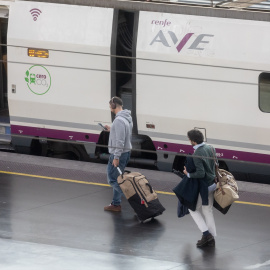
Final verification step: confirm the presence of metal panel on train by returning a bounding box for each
[136,11,270,163]
[7,1,113,141]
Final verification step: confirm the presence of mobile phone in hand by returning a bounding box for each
[98,123,107,130]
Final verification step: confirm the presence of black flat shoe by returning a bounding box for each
[207,238,215,247]
[197,233,215,248]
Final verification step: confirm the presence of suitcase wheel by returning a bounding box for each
[140,217,155,224]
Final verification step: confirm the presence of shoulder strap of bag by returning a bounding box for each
[210,146,219,179]
[210,146,225,195]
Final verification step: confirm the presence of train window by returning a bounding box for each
[28,48,49,58]
[259,73,270,113]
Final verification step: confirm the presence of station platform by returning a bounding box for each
[0,152,269,270]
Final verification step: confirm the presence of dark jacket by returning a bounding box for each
[189,144,216,186]
[173,155,209,211]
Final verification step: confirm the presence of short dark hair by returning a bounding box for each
[187,129,204,144]
[109,96,123,107]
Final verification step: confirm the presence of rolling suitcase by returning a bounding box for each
[117,168,165,222]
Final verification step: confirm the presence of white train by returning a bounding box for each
[0,0,270,182]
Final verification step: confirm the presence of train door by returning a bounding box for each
[111,10,137,131]
[0,6,11,150]
[106,10,157,165]
[97,10,136,157]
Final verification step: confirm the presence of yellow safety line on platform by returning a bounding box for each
[233,200,270,207]
[0,170,110,187]
[0,170,270,208]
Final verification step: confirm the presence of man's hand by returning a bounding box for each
[112,159,119,167]
[183,166,188,176]
[104,125,110,132]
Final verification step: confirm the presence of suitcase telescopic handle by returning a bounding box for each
[117,167,124,179]
[117,167,123,175]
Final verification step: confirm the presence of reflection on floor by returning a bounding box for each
[0,158,269,269]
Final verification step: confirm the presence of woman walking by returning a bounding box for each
[183,129,217,248]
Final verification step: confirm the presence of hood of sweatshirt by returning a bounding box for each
[115,109,132,123]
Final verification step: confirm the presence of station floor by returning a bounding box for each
[0,152,269,270]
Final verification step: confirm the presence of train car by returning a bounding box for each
[0,0,270,183]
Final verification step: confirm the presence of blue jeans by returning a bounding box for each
[107,152,130,206]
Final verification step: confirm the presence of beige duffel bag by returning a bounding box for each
[214,169,239,209]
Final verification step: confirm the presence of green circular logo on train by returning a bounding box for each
[25,65,51,95]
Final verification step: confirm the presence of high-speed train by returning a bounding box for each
[0,0,270,183]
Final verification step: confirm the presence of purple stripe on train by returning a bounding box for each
[153,141,270,164]
[11,125,270,164]
[11,125,100,143]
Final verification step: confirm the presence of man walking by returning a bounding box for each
[104,97,133,212]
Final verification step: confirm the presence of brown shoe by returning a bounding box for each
[104,204,121,212]
[197,233,215,248]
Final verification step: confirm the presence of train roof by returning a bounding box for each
[2,0,270,21]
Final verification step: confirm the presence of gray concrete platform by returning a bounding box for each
[0,151,270,204]
[0,152,270,269]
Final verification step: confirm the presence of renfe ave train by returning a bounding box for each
[0,0,270,183]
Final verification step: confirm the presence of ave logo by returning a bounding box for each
[150,31,214,52]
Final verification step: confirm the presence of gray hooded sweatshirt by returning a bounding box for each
[108,109,133,159]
